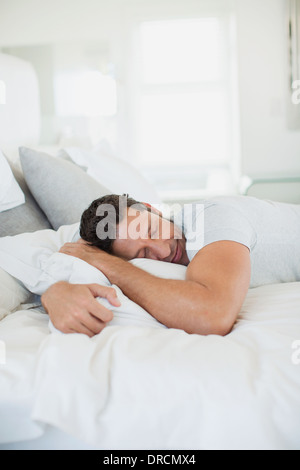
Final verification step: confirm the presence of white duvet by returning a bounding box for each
[0,227,300,449]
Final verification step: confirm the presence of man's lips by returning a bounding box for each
[172,241,182,264]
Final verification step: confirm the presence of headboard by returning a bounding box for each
[0,53,41,164]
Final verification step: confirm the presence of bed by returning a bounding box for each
[0,53,300,451]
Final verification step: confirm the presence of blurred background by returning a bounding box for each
[1,0,300,204]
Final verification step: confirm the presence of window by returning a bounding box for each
[54,70,117,118]
[134,16,239,202]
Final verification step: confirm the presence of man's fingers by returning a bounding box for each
[80,316,107,336]
[74,290,114,325]
[68,310,108,337]
[55,315,97,338]
[88,284,121,307]
[88,299,114,323]
[79,306,110,334]
[70,322,99,338]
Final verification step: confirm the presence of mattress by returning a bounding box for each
[0,281,300,450]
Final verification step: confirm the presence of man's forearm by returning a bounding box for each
[96,255,219,335]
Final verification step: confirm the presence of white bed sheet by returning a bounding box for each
[0,281,299,450]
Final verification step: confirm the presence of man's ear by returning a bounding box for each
[142,202,163,217]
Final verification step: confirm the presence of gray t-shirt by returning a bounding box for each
[177,196,300,288]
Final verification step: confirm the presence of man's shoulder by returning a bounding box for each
[180,195,252,218]
[181,196,258,262]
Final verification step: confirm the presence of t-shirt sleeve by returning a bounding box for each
[184,202,257,262]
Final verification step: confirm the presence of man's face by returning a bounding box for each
[111,208,189,266]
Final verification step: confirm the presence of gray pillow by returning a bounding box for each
[19,147,110,230]
[0,164,52,237]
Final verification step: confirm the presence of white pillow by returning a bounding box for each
[130,258,186,280]
[0,222,186,300]
[0,267,32,320]
[48,256,186,334]
[62,140,162,204]
[0,223,80,295]
[0,150,25,212]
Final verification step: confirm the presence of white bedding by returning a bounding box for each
[0,225,300,449]
[1,48,299,450]
[0,257,300,449]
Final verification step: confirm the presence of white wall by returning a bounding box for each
[0,0,300,178]
[235,0,300,177]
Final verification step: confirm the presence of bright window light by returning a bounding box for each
[139,91,230,166]
[135,16,236,198]
[137,18,232,167]
[140,19,224,84]
[54,70,117,117]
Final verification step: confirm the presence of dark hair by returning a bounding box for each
[79,194,148,253]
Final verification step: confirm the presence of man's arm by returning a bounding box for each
[58,240,251,336]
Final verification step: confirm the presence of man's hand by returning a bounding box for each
[59,240,119,279]
[59,240,110,268]
[41,282,121,337]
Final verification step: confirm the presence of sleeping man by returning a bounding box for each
[41,194,300,337]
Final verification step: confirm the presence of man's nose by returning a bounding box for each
[146,239,172,261]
